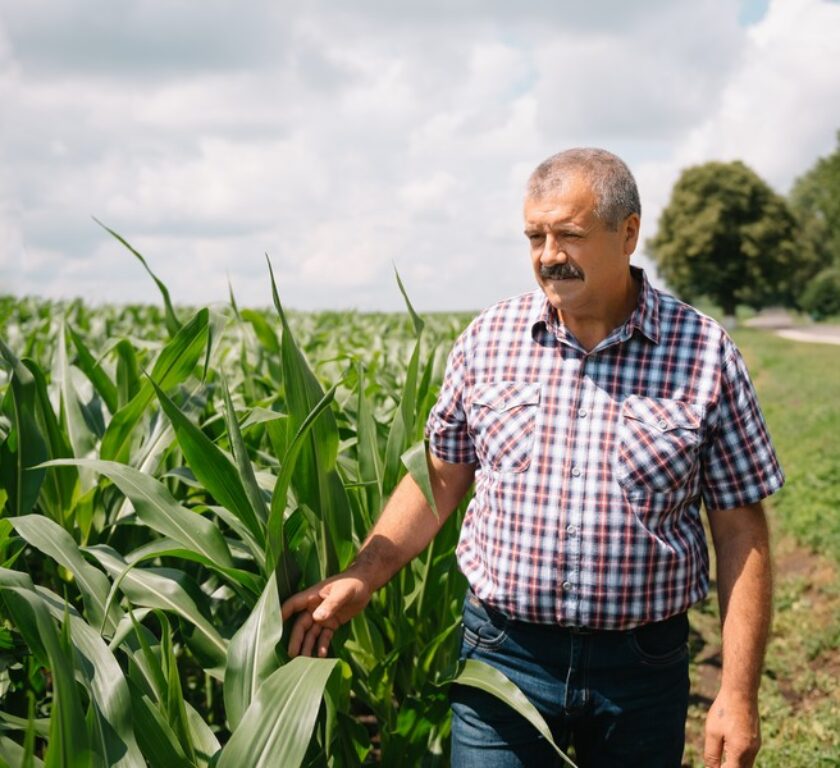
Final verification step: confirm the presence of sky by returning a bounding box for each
[1,0,839,313]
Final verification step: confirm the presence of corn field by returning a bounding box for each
[0,234,573,767]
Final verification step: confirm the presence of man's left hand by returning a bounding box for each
[703,688,761,767]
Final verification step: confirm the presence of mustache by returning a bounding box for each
[540,262,584,280]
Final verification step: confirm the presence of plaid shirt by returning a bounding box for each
[425,268,784,629]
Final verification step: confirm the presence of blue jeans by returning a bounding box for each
[450,593,690,767]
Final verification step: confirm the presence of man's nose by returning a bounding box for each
[541,234,568,264]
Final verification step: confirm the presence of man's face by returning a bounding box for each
[523,173,639,316]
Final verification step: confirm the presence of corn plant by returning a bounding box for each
[0,237,575,767]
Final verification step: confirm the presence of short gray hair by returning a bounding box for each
[526,148,641,230]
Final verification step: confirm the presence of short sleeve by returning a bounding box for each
[424,330,477,464]
[700,343,785,511]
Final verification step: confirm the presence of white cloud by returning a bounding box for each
[1,0,839,311]
[637,0,840,277]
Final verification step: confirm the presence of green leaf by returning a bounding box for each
[400,441,437,516]
[220,376,268,527]
[150,379,266,550]
[125,539,261,598]
[216,657,338,768]
[240,309,279,354]
[0,338,47,516]
[113,339,140,409]
[224,575,284,730]
[42,459,234,570]
[266,256,352,575]
[67,324,119,415]
[33,585,146,768]
[393,265,425,337]
[450,659,578,767]
[0,735,45,768]
[356,362,383,524]
[266,381,339,582]
[9,515,118,632]
[86,546,228,675]
[0,584,92,768]
[56,324,98,491]
[101,308,209,463]
[159,612,197,764]
[22,359,78,524]
[125,681,193,768]
[93,218,182,337]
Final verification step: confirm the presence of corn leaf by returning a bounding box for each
[267,256,353,575]
[101,308,209,463]
[216,656,338,768]
[43,458,234,569]
[450,659,578,767]
[67,323,119,415]
[224,574,284,730]
[22,359,78,524]
[9,515,118,632]
[0,338,47,516]
[32,585,146,768]
[93,218,181,337]
[400,441,437,516]
[86,546,228,674]
[0,735,45,768]
[150,379,265,549]
[220,376,268,526]
[0,584,92,768]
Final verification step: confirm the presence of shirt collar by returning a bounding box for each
[530,265,661,346]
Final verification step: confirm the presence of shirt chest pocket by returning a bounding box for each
[618,396,703,493]
[469,381,540,474]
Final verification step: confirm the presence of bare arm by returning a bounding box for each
[281,452,476,657]
[703,501,772,768]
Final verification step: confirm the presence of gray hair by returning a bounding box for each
[526,148,641,230]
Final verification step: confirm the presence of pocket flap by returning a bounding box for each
[472,381,541,412]
[622,396,701,432]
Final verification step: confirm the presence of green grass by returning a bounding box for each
[733,328,840,561]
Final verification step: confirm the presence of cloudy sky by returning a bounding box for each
[1,0,839,312]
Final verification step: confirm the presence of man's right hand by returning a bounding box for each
[281,571,373,657]
[280,458,474,658]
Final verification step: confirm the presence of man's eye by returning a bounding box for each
[528,234,544,244]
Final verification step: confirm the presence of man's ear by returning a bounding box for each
[623,213,641,256]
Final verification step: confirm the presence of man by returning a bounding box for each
[281,148,783,767]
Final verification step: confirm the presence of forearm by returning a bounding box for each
[712,503,773,699]
[348,455,475,591]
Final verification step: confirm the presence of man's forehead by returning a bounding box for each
[523,182,598,225]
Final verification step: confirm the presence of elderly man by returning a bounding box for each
[282,148,783,768]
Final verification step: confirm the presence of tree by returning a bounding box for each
[789,130,840,285]
[646,161,798,317]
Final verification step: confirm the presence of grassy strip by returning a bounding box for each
[684,328,840,766]
[733,328,840,561]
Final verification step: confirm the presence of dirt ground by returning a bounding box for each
[682,535,840,767]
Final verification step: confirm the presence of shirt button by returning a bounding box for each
[566,524,578,534]
[577,407,588,418]
[562,580,573,592]
[657,419,668,431]
[571,466,581,477]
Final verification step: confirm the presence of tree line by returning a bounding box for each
[647,131,840,320]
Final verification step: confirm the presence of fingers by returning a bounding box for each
[283,576,367,657]
[287,610,314,658]
[284,586,342,658]
[704,729,723,768]
[281,588,320,622]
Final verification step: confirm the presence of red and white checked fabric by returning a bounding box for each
[425,268,784,629]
